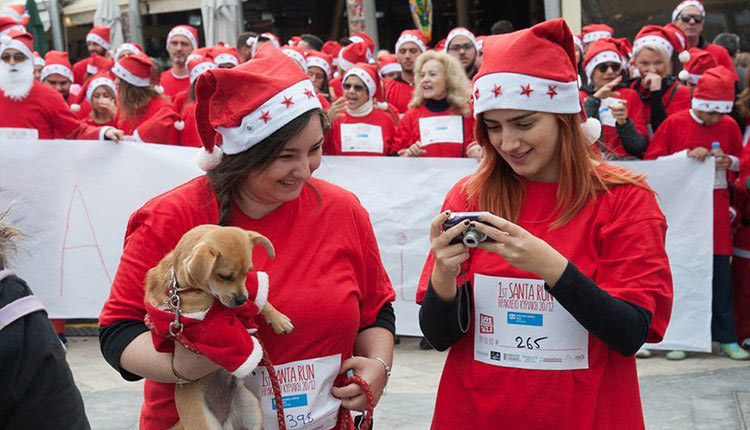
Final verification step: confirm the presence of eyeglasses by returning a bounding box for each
[595,62,621,73]
[342,83,366,92]
[447,43,475,53]
[0,52,27,63]
[678,14,704,23]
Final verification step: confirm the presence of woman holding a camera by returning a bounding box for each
[416,20,673,429]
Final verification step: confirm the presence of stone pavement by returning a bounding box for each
[68,336,750,429]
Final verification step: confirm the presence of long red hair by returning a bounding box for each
[465,113,648,229]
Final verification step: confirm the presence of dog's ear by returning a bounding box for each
[182,242,219,286]
[247,232,275,259]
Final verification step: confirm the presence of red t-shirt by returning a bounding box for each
[159,69,190,101]
[384,79,414,115]
[324,109,396,156]
[177,102,202,147]
[99,176,395,429]
[392,104,475,157]
[172,89,189,114]
[415,173,673,430]
[645,109,742,255]
[580,88,649,157]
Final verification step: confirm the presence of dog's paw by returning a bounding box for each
[266,314,295,335]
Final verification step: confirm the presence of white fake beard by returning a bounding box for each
[0,60,34,101]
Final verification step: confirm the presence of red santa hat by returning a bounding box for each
[633,25,688,63]
[678,48,717,84]
[573,34,584,55]
[692,66,734,113]
[581,24,614,44]
[86,52,114,76]
[41,50,73,82]
[111,53,154,87]
[86,26,110,50]
[281,45,308,72]
[378,53,402,77]
[261,32,281,48]
[32,50,43,67]
[114,42,142,60]
[321,40,341,67]
[248,32,281,57]
[338,42,369,72]
[306,50,333,79]
[188,55,217,84]
[0,16,24,36]
[663,23,690,63]
[134,107,182,143]
[84,72,116,102]
[445,27,478,52]
[287,36,301,47]
[476,35,487,52]
[167,25,199,50]
[672,0,705,22]
[473,19,601,142]
[395,29,427,53]
[610,38,633,64]
[0,30,33,62]
[434,38,446,51]
[194,43,322,170]
[343,62,380,99]
[212,45,240,67]
[186,46,212,64]
[582,39,622,81]
[349,32,375,61]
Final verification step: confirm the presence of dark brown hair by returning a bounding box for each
[117,80,160,122]
[207,108,329,225]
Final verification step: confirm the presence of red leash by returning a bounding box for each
[258,344,287,430]
[335,370,375,430]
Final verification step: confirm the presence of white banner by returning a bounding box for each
[0,140,713,351]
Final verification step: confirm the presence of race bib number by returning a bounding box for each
[245,354,341,430]
[597,98,622,127]
[0,128,38,140]
[473,274,589,370]
[340,123,384,153]
[418,115,463,146]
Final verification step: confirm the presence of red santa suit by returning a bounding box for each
[732,138,750,343]
[645,109,741,255]
[116,96,180,144]
[324,107,395,156]
[171,90,189,114]
[391,103,475,157]
[416,175,672,430]
[159,69,190,101]
[144,271,268,378]
[384,78,414,115]
[177,102,201,147]
[329,75,343,99]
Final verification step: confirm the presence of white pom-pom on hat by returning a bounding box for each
[154,85,164,94]
[195,145,223,171]
[678,50,691,64]
[580,117,602,144]
[375,102,388,110]
[70,103,80,112]
[0,34,12,44]
[174,120,185,131]
[678,69,690,82]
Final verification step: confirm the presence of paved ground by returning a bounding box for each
[68,336,750,429]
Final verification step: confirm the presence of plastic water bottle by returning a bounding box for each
[712,141,727,189]
[711,141,723,156]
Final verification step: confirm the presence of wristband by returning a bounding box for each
[369,356,391,381]
[171,354,198,385]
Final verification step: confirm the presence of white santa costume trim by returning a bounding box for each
[281,48,308,72]
[445,28,478,52]
[472,72,581,117]
[86,76,116,102]
[582,31,612,44]
[167,27,198,50]
[189,61,217,84]
[573,35,584,55]
[86,33,110,50]
[672,0,705,21]
[112,61,150,87]
[395,34,427,53]
[231,336,263,378]
[33,56,44,67]
[344,67,376,98]
[583,51,622,80]
[41,64,73,83]
[0,37,33,63]
[337,55,355,72]
[379,62,402,76]
[115,43,141,59]
[213,53,239,67]
[691,98,733,113]
[253,271,269,311]
[86,63,98,75]
[217,79,322,155]
[679,71,702,85]
[307,56,332,78]
[633,35,673,58]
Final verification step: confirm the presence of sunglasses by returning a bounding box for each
[447,43,475,53]
[596,62,621,73]
[342,83,366,92]
[678,14,704,23]
[0,52,27,63]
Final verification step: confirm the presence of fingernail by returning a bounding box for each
[469,222,476,228]
[445,210,450,215]
[463,220,470,226]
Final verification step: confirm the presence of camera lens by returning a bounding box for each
[463,229,485,248]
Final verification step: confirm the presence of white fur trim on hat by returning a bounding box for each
[281,48,308,72]
[86,63,98,75]
[86,33,110,50]
[41,64,74,83]
[0,38,33,63]
[99,126,115,141]
[115,43,141,59]
[338,54,355,72]
[573,35,584,54]
[217,79,322,155]
[167,27,198,50]
[344,67,376,98]
[584,50,621,80]
[633,35,673,58]
[33,56,44,67]
[672,0,705,22]
[213,53,239,67]
[0,25,25,37]
[111,61,150,87]
[692,97,733,113]
[86,76,116,102]
[195,145,223,171]
[189,61,217,84]
[395,33,427,53]
[307,56,332,78]
[231,336,263,378]
[186,52,202,63]
[473,72,581,117]
[582,31,612,44]
[379,62,402,76]
[446,28,478,52]
[253,271,269,312]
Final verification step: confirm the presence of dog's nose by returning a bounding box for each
[232,294,248,306]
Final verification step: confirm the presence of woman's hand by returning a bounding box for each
[466,144,483,160]
[399,141,426,157]
[609,100,629,125]
[95,97,118,118]
[429,211,471,299]
[172,342,221,381]
[332,356,388,411]
[715,154,731,171]
[470,213,568,287]
[687,147,710,161]
[104,128,124,142]
[593,75,622,99]
[642,72,662,92]
[327,97,346,121]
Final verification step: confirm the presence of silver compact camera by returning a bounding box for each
[442,212,493,248]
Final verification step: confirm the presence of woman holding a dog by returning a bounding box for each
[417,20,673,429]
[99,43,395,430]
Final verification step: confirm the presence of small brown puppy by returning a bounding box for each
[144,224,293,430]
